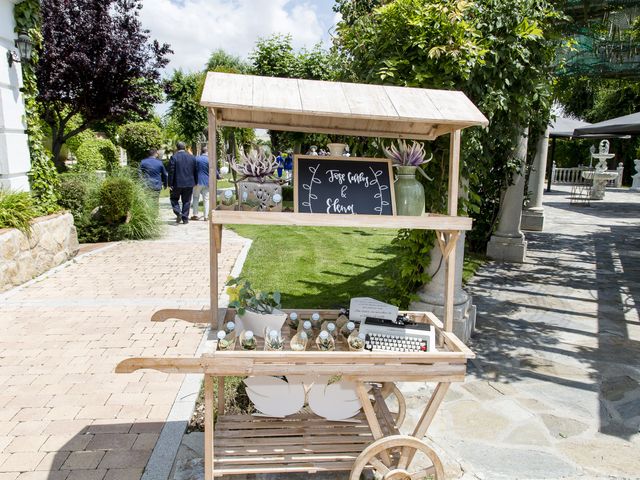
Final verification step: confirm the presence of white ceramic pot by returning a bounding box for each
[235,308,288,338]
[327,143,347,156]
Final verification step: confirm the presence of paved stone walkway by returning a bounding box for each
[0,199,249,480]
[422,186,640,479]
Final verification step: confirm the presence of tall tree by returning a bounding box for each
[37,0,171,171]
[206,49,250,73]
[164,70,208,152]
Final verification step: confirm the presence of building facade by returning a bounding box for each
[0,0,31,191]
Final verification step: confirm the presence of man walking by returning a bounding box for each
[138,148,167,205]
[191,146,210,221]
[168,141,198,224]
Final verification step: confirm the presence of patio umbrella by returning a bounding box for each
[573,111,640,136]
[550,116,592,138]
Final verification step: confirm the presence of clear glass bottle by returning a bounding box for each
[298,320,314,340]
[220,189,235,206]
[326,322,337,339]
[316,330,335,351]
[310,312,322,330]
[264,329,285,351]
[239,330,257,350]
[287,312,299,330]
[290,331,308,351]
[224,321,236,336]
[335,313,350,331]
[348,331,366,351]
[341,321,356,340]
[216,330,235,351]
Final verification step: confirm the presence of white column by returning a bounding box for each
[411,178,475,343]
[522,128,549,231]
[411,230,475,343]
[0,0,31,191]
[486,128,528,262]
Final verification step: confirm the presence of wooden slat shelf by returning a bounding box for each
[213,412,396,477]
[211,210,473,230]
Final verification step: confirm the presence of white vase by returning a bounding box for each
[235,308,288,338]
[327,143,347,156]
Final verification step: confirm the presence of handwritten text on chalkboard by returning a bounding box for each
[294,156,395,215]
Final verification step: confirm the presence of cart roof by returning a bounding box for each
[200,72,488,140]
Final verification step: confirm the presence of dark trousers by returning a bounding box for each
[170,187,193,221]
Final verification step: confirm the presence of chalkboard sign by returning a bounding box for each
[294,156,395,215]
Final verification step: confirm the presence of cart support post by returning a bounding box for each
[445,130,461,333]
[397,381,451,470]
[204,374,215,480]
[355,382,392,466]
[208,109,219,328]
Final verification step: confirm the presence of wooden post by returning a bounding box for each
[204,374,214,480]
[444,130,461,333]
[208,109,219,328]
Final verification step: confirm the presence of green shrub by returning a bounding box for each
[65,129,96,154]
[118,122,163,167]
[282,185,293,202]
[0,190,38,235]
[99,176,135,223]
[75,138,119,172]
[58,173,98,217]
[66,169,161,243]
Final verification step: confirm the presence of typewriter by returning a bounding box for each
[359,315,436,353]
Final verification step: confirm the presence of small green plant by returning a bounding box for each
[0,190,38,235]
[226,276,281,314]
[75,138,119,172]
[58,173,94,216]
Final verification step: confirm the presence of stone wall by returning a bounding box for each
[0,212,79,292]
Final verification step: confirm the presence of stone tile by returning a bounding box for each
[0,452,47,472]
[34,451,70,471]
[131,433,159,451]
[75,406,122,421]
[103,468,142,480]
[5,436,49,453]
[40,434,93,452]
[60,450,105,470]
[43,420,89,436]
[11,409,49,422]
[98,449,151,469]
[85,433,137,451]
[9,421,50,436]
[65,471,106,480]
[16,473,68,480]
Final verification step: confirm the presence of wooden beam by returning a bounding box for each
[444,130,462,333]
[205,375,215,480]
[208,108,219,328]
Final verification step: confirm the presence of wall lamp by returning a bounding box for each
[7,32,33,68]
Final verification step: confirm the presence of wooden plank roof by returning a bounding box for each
[200,72,488,140]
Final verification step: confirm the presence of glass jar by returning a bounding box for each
[298,320,314,340]
[287,312,299,330]
[239,330,257,350]
[290,331,308,351]
[348,331,366,351]
[341,321,355,340]
[264,329,285,351]
[216,330,235,351]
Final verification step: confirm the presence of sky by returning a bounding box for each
[140,0,339,75]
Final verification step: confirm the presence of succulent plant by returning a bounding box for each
[384,140,433,167]
[230,149,278,183]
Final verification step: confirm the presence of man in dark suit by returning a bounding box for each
[168,141,198,224]
[138,148,167,205]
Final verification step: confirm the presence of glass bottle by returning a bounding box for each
[240,330,257,350]
[348,331,366,351]
[326,322,337,339]
[316,330,335,351]
[310,312,322,330]
[335,313,350,331]
[220,189,235,206]
[290,331,308,351]
[216,330,235,351]
[264,329,285,351]
[288,312,299,330]
[224,321,236,336]
[298,320,314,340]
[341,321,355,340]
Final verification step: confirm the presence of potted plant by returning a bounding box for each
[226,277,287,336]
[230,149,282,211]
[384,140,433,216]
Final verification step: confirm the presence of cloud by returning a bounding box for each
[140,0,330,74]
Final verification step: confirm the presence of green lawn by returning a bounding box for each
[227,225,399,309]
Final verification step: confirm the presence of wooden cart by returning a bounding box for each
[116,73,487,479]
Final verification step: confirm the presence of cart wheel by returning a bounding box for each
[350,435,444,480]
[377,383,407,428]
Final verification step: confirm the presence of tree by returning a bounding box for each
[37,0,171,171]
[117,122,163,166]
[164,70,208,152]
[206,49,250,73]
[334,0,561,305]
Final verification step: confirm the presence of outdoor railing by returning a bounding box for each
[550,162,624,188]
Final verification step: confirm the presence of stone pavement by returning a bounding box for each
[422,185,640,479]
[0,198,249,480]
